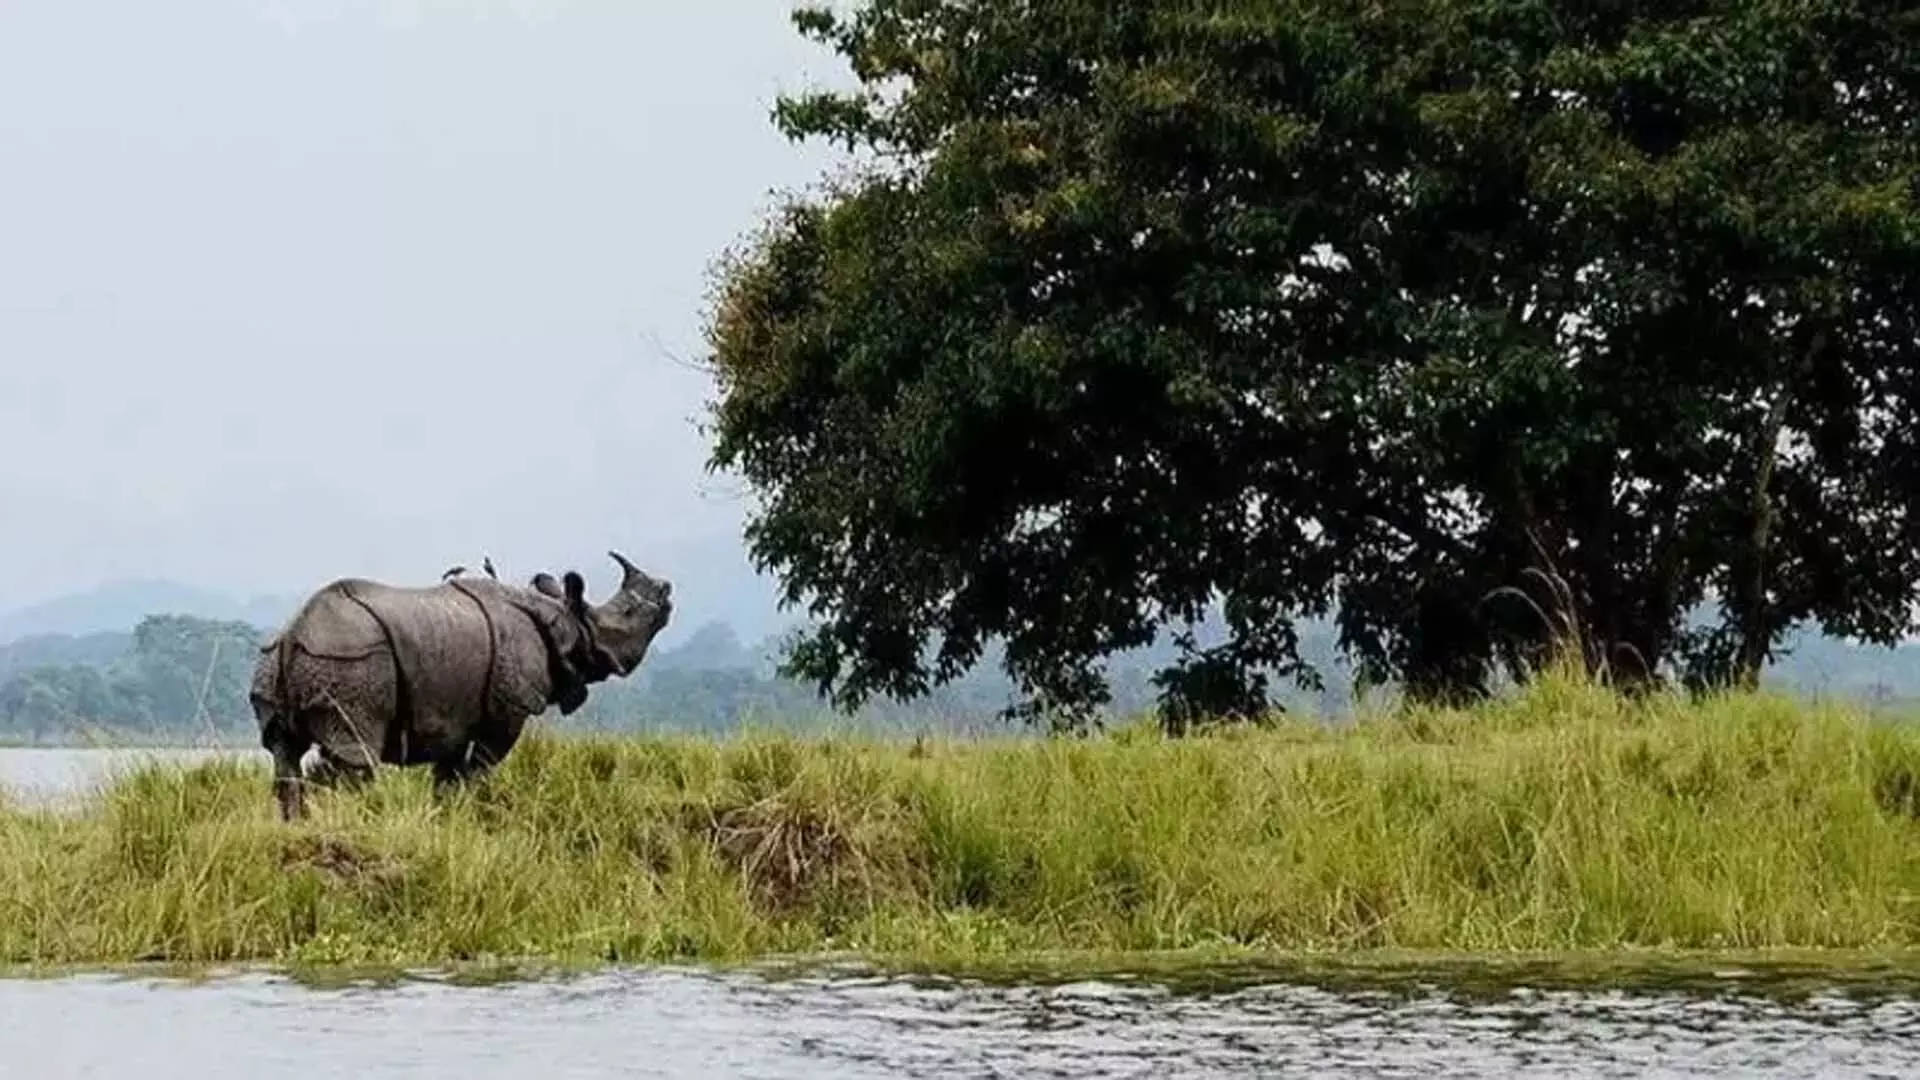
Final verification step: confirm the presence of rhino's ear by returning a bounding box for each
[562,571,589,616]
[530,572,563,599]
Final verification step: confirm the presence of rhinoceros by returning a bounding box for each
[250,551,673,820]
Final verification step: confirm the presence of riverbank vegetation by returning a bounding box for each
[3,674,1918,970]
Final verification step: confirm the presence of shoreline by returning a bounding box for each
[4,676,1918,971]
[9,946,1920,994]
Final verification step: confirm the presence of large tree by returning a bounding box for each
[705,0,1920,728]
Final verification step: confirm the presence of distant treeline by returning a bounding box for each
[0,613,1216,745]
[0,610,1915,746]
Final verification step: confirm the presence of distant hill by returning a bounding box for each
[0,580,298,645]
[0,556,788,654]
[1764,626,1920,703]
[0,522,829,652]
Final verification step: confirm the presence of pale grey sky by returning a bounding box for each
[0,1,847,618]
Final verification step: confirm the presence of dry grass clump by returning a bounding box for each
[2,673,1919,969]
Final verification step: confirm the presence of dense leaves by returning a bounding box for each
[705,0,1920,727]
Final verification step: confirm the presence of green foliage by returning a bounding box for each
[704,0,1920,728]
[0,631,130,681]
[0,616,261,743]
[4,678,1920,967]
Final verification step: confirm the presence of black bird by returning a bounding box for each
[483,555,498,581]
[441,565,466,582]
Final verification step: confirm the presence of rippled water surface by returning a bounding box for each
[6,748,1920,1077]
[4,965,1919,1078]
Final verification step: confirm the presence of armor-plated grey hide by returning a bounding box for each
[252,552,672,820]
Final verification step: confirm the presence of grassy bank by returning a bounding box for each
[3,675,1920,971]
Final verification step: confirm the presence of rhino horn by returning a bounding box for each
[609,550,646,590]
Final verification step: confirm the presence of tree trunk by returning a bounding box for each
[1733,330,1826,690]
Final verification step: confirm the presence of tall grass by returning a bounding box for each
[2,673,1919,969]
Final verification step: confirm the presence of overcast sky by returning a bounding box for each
[0,1,848,613]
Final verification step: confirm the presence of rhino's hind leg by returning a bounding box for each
[262,723,311,823]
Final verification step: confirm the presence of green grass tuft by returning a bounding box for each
[3,673,1919,971]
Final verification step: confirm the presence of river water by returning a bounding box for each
[5,748,1919,1078]
[0,745,244,807]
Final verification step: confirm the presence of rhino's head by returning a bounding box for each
[532,551,674,681]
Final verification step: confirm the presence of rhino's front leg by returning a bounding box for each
[431,741,491,795]
[430,715,526,797]
[468,711,529,776]
[431,751,467,790]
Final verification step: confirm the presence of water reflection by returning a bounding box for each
[0,746,245,807]
[1,965,1916,1078]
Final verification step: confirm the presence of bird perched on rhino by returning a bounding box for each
[440,555,499,582]
[251,550,675,820]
